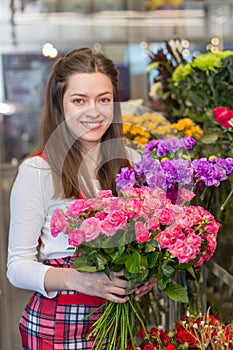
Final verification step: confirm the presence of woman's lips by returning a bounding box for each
[80,121,103,130]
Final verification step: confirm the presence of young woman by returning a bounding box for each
[7,47,156,349]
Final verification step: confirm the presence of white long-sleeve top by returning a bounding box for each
[7,149,141,298]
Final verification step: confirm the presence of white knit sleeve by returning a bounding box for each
[7,157,57,298]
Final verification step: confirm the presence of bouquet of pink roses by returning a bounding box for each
[51,186,221,350]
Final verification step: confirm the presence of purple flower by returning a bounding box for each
[147,137,196,158]
[191,158,227,187]
[135,158,167,189]
[156,141,170,157]
[161,160,179,183]
[172,159,193,185]
[166,184,179,204]
[161,159,193,186]
[115,167,136,190]
[156,138,182,156]
[143,140,159,156]
[211,157,233,175]
[181,136,197,151]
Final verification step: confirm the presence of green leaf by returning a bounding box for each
[164,282,189,303]
[96,254,108,270]
[200,133,219,144]
[125,251,141,274]
[112,252,128,265]
[148,251,159,268]
[145,243,156,253]
[161,264,175,278]
[158,278,168,290]
[186,266,196,279]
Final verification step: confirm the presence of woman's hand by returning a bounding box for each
[73,269,130,304]
[133,277,157,301]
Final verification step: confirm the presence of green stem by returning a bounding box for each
[82,302,107,320]
[92,306,116,350]
[125,301,136,349]
[129,298,150,341]
[87,302,115,339]
[108,304,120,350]
[220,187,233,213]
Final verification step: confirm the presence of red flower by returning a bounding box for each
[176,329,197,348]
[160,330,170,344]
[212,107,233,129]
[149,327,159,337]
[143,343,154,350]
[138,329,146,339]
[165,344,176,350]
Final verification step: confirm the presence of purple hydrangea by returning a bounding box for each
[143,137,197,158]
[191,158,227,187]
[160,159,193,187]
[210,157,233,175]
[115,167,136,190]
[135,158,167,189]
[143,140,159,157]
[181,136,197,151]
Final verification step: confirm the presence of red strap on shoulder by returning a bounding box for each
[35,151,48,162]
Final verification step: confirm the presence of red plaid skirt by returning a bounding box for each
[19,256,107,349]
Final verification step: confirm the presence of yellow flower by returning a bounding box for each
[123,112,178,142]
[172,118,203,139]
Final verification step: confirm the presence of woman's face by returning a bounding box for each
[63,72,114,153]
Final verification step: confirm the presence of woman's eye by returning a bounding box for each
[99,97,111,103]
[73,98,84,104]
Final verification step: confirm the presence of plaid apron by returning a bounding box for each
[19,256,107,349]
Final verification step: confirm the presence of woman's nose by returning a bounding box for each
[86,102,100,118]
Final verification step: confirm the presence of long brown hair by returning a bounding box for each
[33,47,130,198]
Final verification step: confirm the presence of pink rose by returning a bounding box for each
[178,188,196,202]
[67,199,90,217]
[103,197,124,213]
[204,221,221,235]
[80,217,101,242]
[212,107,233,129]
[186,230,202,249]
[168,239,197,263]
[101,211,128,236]
[179,215,193,229]
[156,225,184,248]
[50,209,68,237]
[142,197,163,214]
[122,198,142,219]
[96,190,113,198]
[95,211,107,221]
[159,208,174,225]
[148,217,160,231]
[156,230,173,249]
[206,233,217,255]
[86,198,103,211]
[135,221,150,243]
[68,229,85,247]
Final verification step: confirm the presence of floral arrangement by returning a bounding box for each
[123,112,177,146]
[130,312,233,349]
[50,185,221,350]
[123,113,203,147]
[116,136,233,210]
[147,39,185,122]
[148,43,233,126]
[212,107,233,130]
[172,118,203,140]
